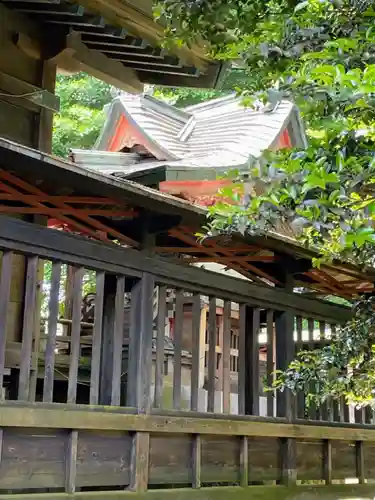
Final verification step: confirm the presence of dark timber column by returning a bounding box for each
[127,273,154,492]
[99,274,117,406]
[275,275,296,486]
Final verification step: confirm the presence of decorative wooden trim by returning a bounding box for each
[0,170,138,246]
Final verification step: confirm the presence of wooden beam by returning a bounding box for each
[0,69,59,113]
[14,31,142,93]
[74,0,210,69]
[1,484,375,500]
[0,217,352,323]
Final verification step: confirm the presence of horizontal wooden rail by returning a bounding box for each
[0,484,374,500]
[0,402,374,441]
[0,216,351,321]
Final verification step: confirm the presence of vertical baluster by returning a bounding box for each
[330,324,340,422]
[90,271,105,405]
[173,289,183,410]
[207,297,216,413]
[356,441,365,484]
[154,285,167,409]
[266,309,275,417]
[67,267,84,404]
[43,261,61,402]
[192,434,201,489]
[319,320,329,421]
[65,430,78,494]
[295,316,305,418]
[0,251,12,400]
[18,255,38,401]
[323,439,332,485]
[246,307,260,416]
[240,436,249,487]
[307,318,317,420]
[191,293,201,412]
[222,300,231,414]
[111,275,125,406]
[238,303,246,415]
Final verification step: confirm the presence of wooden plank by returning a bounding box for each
[190,293,201,412]
[111,275,126,406]
[149,434,192,485]
[0,251,12,397]
[67,267,84,404]
[5,402,375,442]
[222,300,231,415]
[238,304,246,415]
[129,432,150,492]
[363,442,375,480]
[266,309,275,418]
[192,434,201,489]
[0,217,352,323]
[18,255,38,401]
[207,297,216,413]
[173,289,183,410]
[240,437,248,487]
[0,428,66,490]
[3,484,375,500]
[331,440,357,480]
[245,307,260,416]
[65,430,78,493]
[296,439,323,481]
[154,285,167,409]
[76,430,131,488]
[356,441,365,484]
[90,271,105,405]
[307,318,317,420]
[201,436,240,483]
[248,437,280,482]
[323,439,332,485]
[43,260,61,402]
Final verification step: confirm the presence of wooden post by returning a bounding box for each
[127,272,154,492]
[99,274,117,406]
[245,307,260,416]
[275,276,296,486]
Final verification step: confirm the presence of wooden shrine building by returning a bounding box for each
[1,1,375,500]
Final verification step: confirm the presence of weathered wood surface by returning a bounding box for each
[149,434,192,485]
[1,403,375,441]
[201,436,240,483]
[0,217,351,322]
[77,431,131,488]
[4,485,375,500]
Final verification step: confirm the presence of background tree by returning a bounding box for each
[156,0,375,407]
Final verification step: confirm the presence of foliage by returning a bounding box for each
[53,73,114,157]
[156,0,375,407]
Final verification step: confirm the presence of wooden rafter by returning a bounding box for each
[0,169,139,247]
[169,226,280,286]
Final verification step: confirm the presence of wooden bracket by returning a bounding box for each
[0,70,60,113]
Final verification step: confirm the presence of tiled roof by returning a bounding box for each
[72,92,306,176]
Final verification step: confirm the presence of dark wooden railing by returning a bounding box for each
[0,216,372,499]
